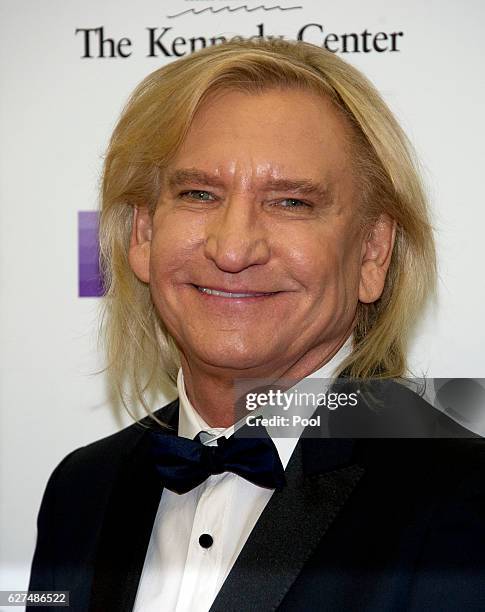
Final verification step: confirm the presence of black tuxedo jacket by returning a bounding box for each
[28,390,485,612]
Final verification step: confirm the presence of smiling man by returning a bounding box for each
[28,39,485,612]
[128,86,394,428]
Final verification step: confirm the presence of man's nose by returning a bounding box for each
[203,196,270,273]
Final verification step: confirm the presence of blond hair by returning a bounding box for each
[99,38,436,417]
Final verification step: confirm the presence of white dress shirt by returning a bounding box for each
[133,339,352,612]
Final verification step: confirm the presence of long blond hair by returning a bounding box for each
[99,38,436,417]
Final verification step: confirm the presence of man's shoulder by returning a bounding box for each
[47,398,179,493]
[329,377,482,438]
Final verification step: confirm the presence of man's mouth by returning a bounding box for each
[195,285,275,298]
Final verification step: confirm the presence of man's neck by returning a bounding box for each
[179,334,353,428]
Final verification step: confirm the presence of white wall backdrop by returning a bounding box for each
[1,0,484,594]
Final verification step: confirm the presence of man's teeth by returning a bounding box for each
[197,286,270,298]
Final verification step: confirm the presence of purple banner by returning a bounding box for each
[78,211,104,297]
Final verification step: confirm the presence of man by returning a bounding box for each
[28,39,485,611]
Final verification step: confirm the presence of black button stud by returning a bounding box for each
[199,533,214,549]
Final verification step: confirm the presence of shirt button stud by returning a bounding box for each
[199,533,214,548]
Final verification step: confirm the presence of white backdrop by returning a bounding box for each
[1,0,484,593]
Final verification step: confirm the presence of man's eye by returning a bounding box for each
[277,198,310,209]
[180,190,215,202]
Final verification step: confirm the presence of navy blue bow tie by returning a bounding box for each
[148,429,286,494]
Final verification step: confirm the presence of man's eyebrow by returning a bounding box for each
[166,169,225,189]
[262,178,330,201]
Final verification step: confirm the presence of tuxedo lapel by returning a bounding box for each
[88,400,179,612]
[89,400,363,612]
[210,438,364,612]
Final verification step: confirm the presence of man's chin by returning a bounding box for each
[188,345,281,376]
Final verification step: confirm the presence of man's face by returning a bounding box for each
[131,88,382,378]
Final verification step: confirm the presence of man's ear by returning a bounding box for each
[359,213,397,304]
[128,205,153,284]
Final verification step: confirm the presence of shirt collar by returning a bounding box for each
[177,368,223,440]
[177,335,353,447]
